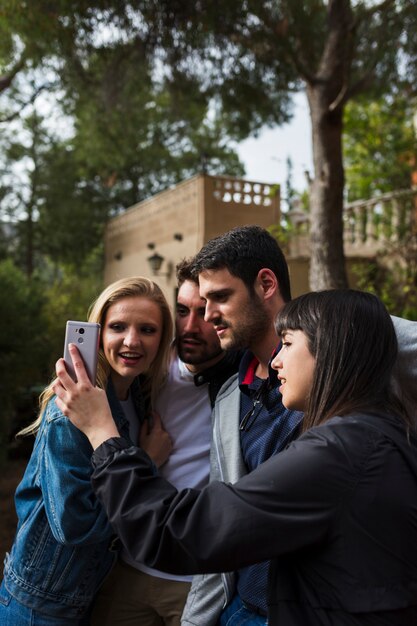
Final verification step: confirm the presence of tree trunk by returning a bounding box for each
[300,0,354,291]
[307,84,348,290]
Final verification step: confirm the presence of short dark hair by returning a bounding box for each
[275,289,409,431]
[191,225,291,301]
[176,258,198,287]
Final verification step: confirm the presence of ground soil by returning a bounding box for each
[0,458,26,575]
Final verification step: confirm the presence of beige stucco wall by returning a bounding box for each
[104,174,280,309]
[104,179,415,310]
[286,256,368,299]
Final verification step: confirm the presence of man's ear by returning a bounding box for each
[256,268,278,300]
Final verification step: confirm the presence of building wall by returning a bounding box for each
[105,179,417,311]
[104,174,280,309]
[287,257,370,299]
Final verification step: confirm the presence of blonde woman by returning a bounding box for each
[0,277,173,626]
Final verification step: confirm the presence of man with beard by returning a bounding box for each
[181,225,303,626]
[92,258,241,626]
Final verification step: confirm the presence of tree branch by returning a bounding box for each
[0,56,27,94]
[0,83,54,124]
[255,3,320,85]
[285,35,320,85]
[336,0,405,108]
[343,68,378,103]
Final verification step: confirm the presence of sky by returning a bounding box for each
[236,92,313,198]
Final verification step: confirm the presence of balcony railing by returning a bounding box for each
[287,187,417,258]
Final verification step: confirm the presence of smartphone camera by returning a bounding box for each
[79,327,85,335]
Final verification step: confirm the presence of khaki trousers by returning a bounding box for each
[91,559,191,626]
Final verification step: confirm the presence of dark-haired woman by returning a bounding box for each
[54,289,417,625]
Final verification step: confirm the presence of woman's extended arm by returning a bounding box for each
[89,426,353,575]
[54,346,357,576]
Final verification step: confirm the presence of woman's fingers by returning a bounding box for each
[68,343,92,384]
[151,411,163,430]
[139,412,173,467]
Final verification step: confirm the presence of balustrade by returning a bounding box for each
[212,177,276,207]
[287,188,417,258]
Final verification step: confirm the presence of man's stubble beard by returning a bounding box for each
[221,293,271,352]
[177,338,222,366]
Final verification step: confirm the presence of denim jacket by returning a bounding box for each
[2,378,142,619]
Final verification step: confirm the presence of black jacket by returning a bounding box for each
[91,412,417,625]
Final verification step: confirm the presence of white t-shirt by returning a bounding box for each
[121,354,212,581]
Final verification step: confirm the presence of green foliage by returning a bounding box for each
[344,95,417,201]
[352,233,417,321]
[64,41,244,207]
[40,249,104,375]
[36,142,112,266]
[0,6,246,275]
[0,253,104,464]
[268,222,292,254]
[353,261,417,321]
[285,156,297,211]
[0,259,49,458]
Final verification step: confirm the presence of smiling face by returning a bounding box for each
[271,329,316,412]
[175,280,222,372]
[102,296,163,399]
[198,268,271,352]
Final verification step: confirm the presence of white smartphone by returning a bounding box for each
[63,321,100,385]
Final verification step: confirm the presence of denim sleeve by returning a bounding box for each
[40,399,112,546]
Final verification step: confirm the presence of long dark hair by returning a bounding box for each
[275,289,409,432]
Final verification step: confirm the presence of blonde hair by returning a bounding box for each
[19,277,173,436]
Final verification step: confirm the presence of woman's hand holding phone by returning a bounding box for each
[63,321,100,385]
[54,344,119,450]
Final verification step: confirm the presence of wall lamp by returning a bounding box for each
[147,251,165,274]
[146,233,182,278]
[147,252,173,278]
